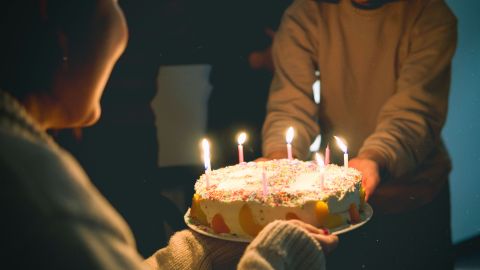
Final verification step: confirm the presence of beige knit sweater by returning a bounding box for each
[262,0,457,213]
[0,90,325,269]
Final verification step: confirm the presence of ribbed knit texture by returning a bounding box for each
[238,220,325,270]
[148,220,325,270]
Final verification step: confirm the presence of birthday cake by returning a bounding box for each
[189,159,365,239]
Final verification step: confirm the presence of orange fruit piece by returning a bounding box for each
[349,203,361,224]
[315,201,329,226]
[360,187,366,207]
[239,204,264,237]
[190,194,208,225]
[211,213,230,234]
[324,214,344,229]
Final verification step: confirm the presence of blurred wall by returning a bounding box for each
[443,0,480,244]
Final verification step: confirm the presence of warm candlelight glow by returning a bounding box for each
[313,70,321,104]
[286,127,294,144]
[309,134,321,152]
[237,132,247,145]
[201,138,211,172]
[334,136,347,153]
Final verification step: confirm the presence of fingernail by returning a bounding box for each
[322,228,330,235]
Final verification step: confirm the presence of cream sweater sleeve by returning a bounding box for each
[145,220,325,270]
[237,220,326,270]
[358,0,457,178]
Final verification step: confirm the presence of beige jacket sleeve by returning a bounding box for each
[145,220,325,270]
[262,2,320,160]
[358,0,457,178]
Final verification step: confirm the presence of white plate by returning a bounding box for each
[184,203,373,243]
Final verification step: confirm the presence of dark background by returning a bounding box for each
[53,0,480,265]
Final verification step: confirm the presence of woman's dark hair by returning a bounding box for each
[0,1,95,100]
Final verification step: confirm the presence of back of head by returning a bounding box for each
[0,0,127,129]
[0,0,95,100]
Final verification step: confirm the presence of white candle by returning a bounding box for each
[315,152,325,170]
[334,136,348,169]
[286,127,294,160]
[201,138,211,188]
[262,164,268,197]
[237,132,247,164]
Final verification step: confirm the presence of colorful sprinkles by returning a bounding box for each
[194,159,363,207]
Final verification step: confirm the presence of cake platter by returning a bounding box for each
[184,203,373,243]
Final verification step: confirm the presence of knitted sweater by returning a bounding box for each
[0,91,325,269]
[262,0,457,212]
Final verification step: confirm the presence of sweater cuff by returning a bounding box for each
[247,220,325,269]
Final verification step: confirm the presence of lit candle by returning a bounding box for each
[201,138,211,188]
[324,144,330,165]
[262,164,268,197]
[286,127,294,160]
[315,152,325,170]
[315,152,325,189]
[334,136,348,169]
[237,132,247,164]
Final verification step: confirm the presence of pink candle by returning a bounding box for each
[287,144,293,160]
[238,145,244,163]
[324,144,330,165]
[315,153,325,189]
[286,127,294,160]
[262,165,268,197]
[237,132,247,164]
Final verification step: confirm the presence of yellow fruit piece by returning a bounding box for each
[324,214,344,229]
[190,194,208,225]
[315,201,329,226]
[211,213,230,234]
[239,204,264,237]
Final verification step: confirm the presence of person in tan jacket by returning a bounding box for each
[0,0,338,269]
[262,0,457,269]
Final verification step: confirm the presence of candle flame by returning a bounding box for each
[334,136,348,153]
[309,134,321,152]
[201,138,211,170]
[313,80,321,104]
[237,132,247,145]
[286,127,294,144]
[315,152,325,167]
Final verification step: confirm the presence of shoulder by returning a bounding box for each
[0,128,111,224]
[0,129,137,258]
[0,130,81,214]
[284,0,321,20]
[278,0,322,38]
[409,0,457,27]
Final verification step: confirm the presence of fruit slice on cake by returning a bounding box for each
[239,204,264,237]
